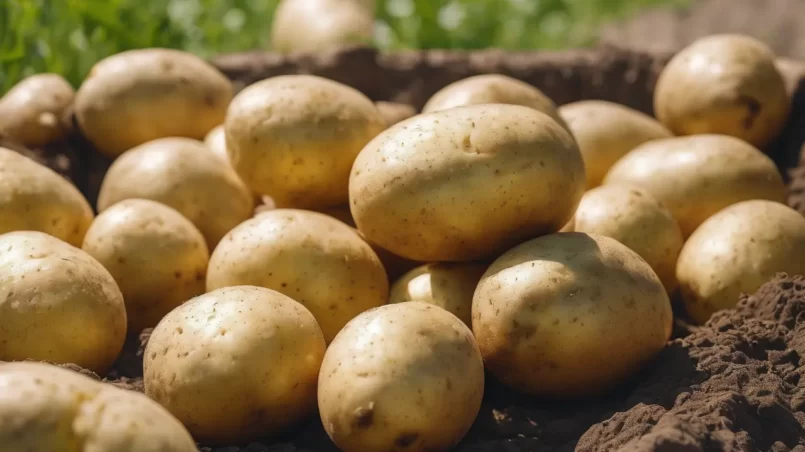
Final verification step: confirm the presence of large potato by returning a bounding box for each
[145,286,326,444]
[318,302,484,452]
[97,137,253,247]
[206,209,388,342]
[226,75,386,209]
[0,231,127,374]
[677,200,805,324]
[75,48,233,157]
[0,74,75,147]
[0,361,196,452]
[558,100,672,188]
[603,134,786,237]
[472,233,672,398]
[350,104,585,262]
[271,0,375,53]
[0,147,94,246]
[82,199,210,332]
[654,34,790,148]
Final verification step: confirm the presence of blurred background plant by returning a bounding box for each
[0,0,688,92]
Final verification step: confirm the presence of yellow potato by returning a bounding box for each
[677,200,805,324]
[318,301,484,452]
[0,231,127,374]
[0,74,75,148]
[375,101,417,127]
[97,137,253,248]
[271,0,375,53]
[225,75,386,209]
[144,286,326,444]
[654,34,790,148]
[0,147,94,246]
[350,103,585,262]
[472,233,672,398]
[558,100,672,188]
[204,124,228,162]
[603,134,786,237]
[75,48,233,157]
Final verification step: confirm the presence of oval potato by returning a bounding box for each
[271,0,375,53]
[0,74,75,147]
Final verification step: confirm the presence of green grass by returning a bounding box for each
[0,0,688,92]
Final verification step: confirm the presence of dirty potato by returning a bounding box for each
[0,74,75,148]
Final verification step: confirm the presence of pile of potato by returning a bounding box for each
[1,31,805,452]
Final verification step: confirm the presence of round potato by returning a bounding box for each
[677,200,805,324]
[654,34,790,148]
[0,231,127,374]
[0,361,196,452]
[225,75,386,209]
[271,0,375,54]
[775,57,805,96]
[204,124,228,161]
[558,100,672,188]
[318,302,484,452]
[145,286,326,444]
[97,137,253,247]
[603,134,786,237]
[206,209,388,342]
[375,101,417,127]
[350,103,585,262]
[75,48,233,157]
[0,74,75,148]
[472,233,673,398]
[81,199,210,332]
[0,147,94,246]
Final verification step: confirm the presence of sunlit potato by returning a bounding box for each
[0,74,75,147]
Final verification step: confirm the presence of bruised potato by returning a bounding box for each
[472,233,673,398]
[654,34,790,148]
[375,101,417,127]
[603,134,786,237]
[0,74,75,147]
[271,0,375,53]
[318,302,484,452]
[75,48,233,157]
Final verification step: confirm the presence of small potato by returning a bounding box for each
[558,100,672,188]
[677,200,805,324]
[318,302,484,452]
[97,137,253,248]
[375,101,417,127]
[271,0,375,53]
[654,34,790,148]
[82,199,210,332]
[75,48,233,157]
[0,74,75,147]
[206,209,388,342]
[144,286,326,444]
[574,185,684,293]
[0,147,94,246]
[226,75,386,209]
[0,231,127,374]
[603,134,786,237]
[350,103,585,262]
[472,233,673,398]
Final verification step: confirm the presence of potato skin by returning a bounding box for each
[144,286,326,444]
[204,124,228,162]
[603,134,786,237]
[472,233,672,398]
[0,231,127,374]
[271,0,375,53]
[75,48,233,157]
[318,302,484,452]
[0,147,94,246]
[0,74,75,147]
[350,103,585,262]
[677,200,805,324]
[654,34,790,148]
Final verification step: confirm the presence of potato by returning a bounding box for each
[472,233,672,398]
[206,209,388,342]
[144,286,326,444]
[0,231,127,374]
[574,185,684,293]
[559,215,575,232]
[0,74,75,148]
[318,302,484,452]
[204,124,228,161]
[558,100,672,188]
[603,134,786,237]
[271,0,375,54]
[350,103,585,262]
[225,75,386,209]
[0,361,196,452]
[654,34,790,148]
[375,101,417,127]
[0,147,94,246]
[97,137,253,247]
[775,57,805,96]
[677,200,805,324]
[81,199,210,332]
[75,48,233,157]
